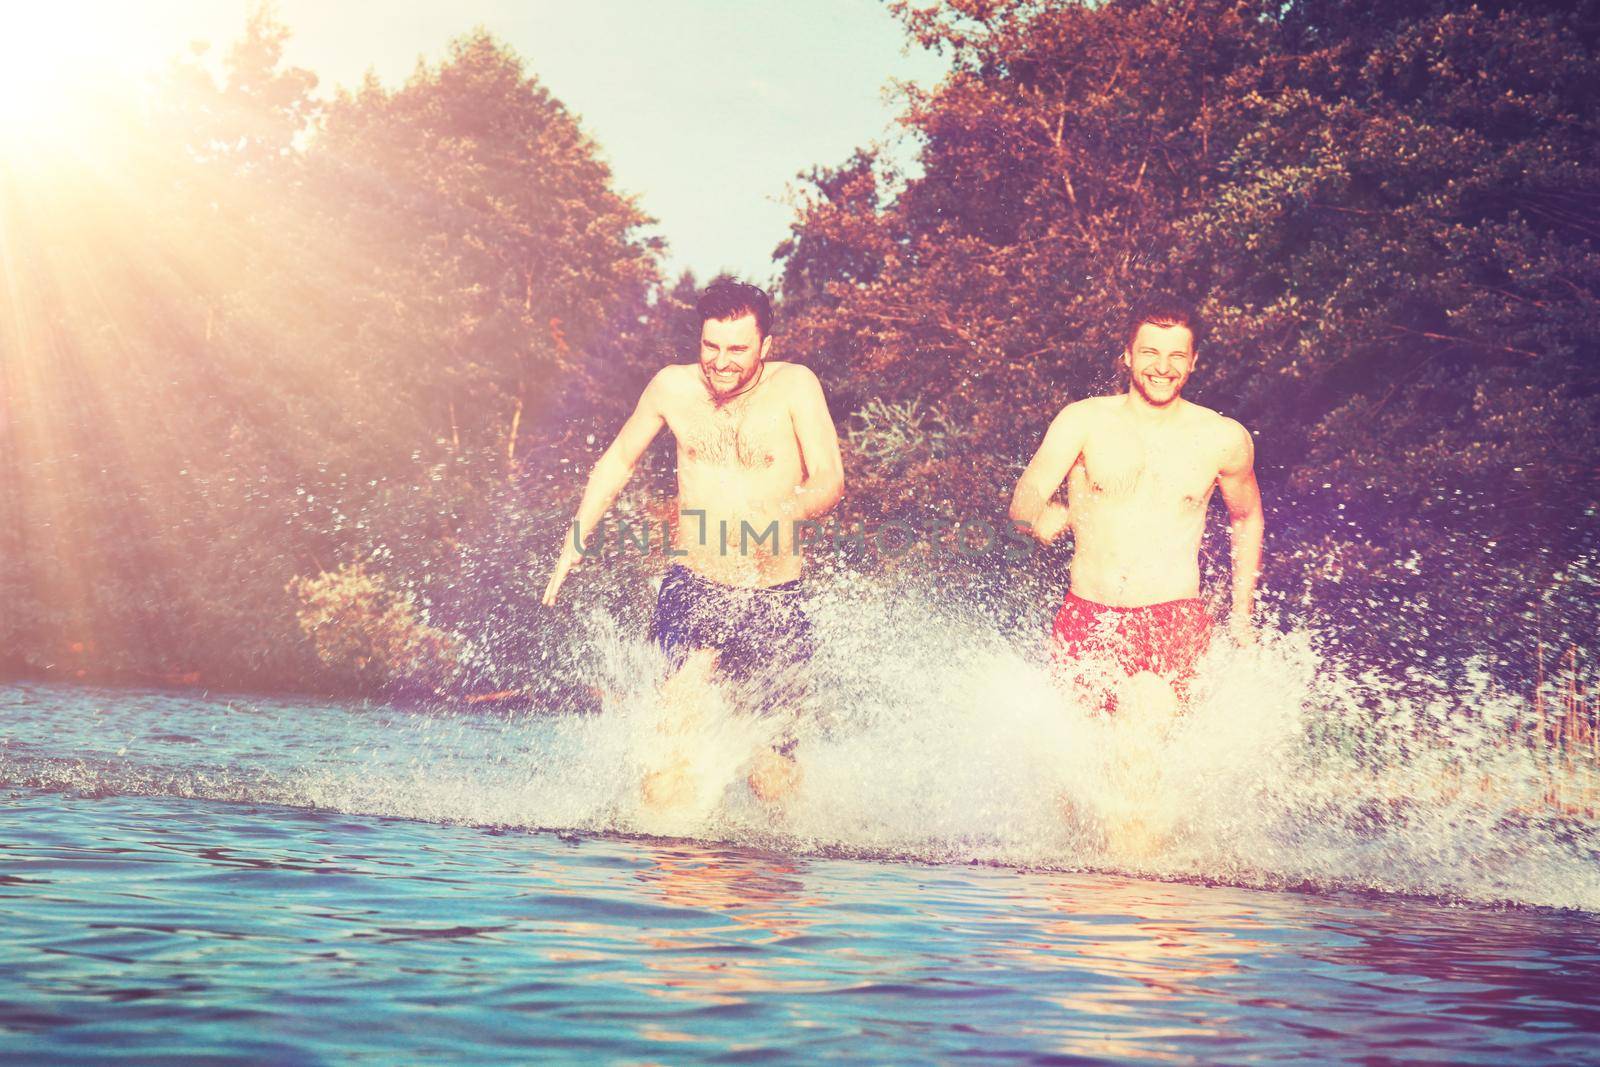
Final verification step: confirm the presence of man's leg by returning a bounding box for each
[1117,670,1181,724]
[641,568,726,810]
[641,647,720,808]
[1116,599,1206,727]
[1102,602,1213,858]
[726,588,814,805]
[1050,593,1120,711]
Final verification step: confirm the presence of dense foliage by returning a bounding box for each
[779,0,1600,675]
[0,13,673,693]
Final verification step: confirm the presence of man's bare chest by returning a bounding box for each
[670,401,795,471]
[1074,430,1219,509]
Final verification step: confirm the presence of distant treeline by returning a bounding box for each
[1,0,1595,699]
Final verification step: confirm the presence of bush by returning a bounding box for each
[288,563,461,694]
[846,397,956,470]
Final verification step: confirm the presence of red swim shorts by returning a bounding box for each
[1050,592,1214,696]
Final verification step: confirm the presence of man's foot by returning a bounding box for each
[641,757,694,808]
[747,748,801,804]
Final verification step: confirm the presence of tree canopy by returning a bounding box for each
[778,0,1600,669]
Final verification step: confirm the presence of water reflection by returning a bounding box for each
[967,876,1263,1058]
[627,845,834,1002]
[995,878,1253,987]
[1307,901,1600,1034]
[4,785,1600,1064]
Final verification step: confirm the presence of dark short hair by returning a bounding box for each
[697,278,773,338]
[1123,293,1202,351]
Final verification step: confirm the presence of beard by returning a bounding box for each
[1129,371,1184,407]
[702,361,761,404]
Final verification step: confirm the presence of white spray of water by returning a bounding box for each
[5,583,1594,911]
[274,584,1600,912]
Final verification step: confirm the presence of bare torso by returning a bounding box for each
[1066,396,1234,606]
[658,361,810,587]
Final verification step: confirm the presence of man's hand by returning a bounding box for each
[543,368,669,607]
[1009,402,1087,543]
[542,542,584,606]
[1228,612,1256,647]
[1017,502,1068,547]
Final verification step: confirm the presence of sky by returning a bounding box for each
[10,0,948,286]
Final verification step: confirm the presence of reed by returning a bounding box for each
[1529,643,1598,817]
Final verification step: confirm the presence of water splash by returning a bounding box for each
[2,581,1596,912]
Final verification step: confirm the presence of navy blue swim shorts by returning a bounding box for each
[647,564,814,707]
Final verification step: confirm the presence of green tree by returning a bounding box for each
[310,30,659,464]
[778,0,1600,666]
[0,13,667,693]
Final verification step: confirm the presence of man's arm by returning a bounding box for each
[541,370,670,605]
[784,365,844,521]
[1216,418,1264,643]
[1008,402,1087,545]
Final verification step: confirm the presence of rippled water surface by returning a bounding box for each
[3,680,1600,1063]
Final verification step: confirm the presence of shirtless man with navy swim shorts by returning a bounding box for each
[543,279,844,802]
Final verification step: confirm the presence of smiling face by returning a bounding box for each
[699,312,770,402]
[1123,321,1197,408]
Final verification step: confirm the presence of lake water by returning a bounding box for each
[3,643,1599,1062]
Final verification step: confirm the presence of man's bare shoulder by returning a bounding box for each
[646,363,700,400]
[1056,394,1117,421]
[766,361,821,389]
[765,361,828,405]
[1189,406,1254,469]
[1218,414,1253,441]
[1176,399,1238,431]
[650,363,700,388]
[638,365,704,426]
[1191,404,1251,440]
[1055,395,1119,435]
[1030,397,1111,457]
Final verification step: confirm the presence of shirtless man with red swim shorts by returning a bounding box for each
[1009,293,1264,718]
